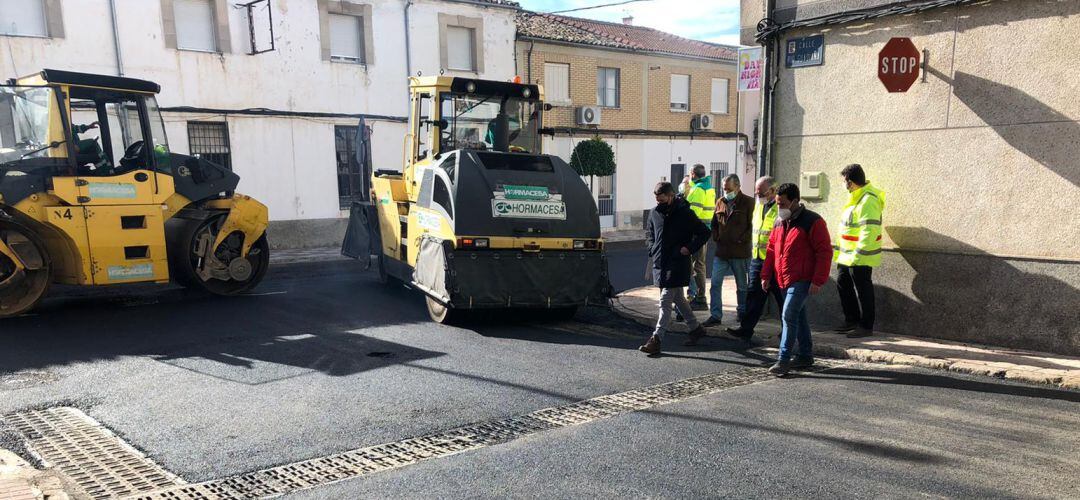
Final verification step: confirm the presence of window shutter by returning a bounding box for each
[0,0,48,37]
[544,63,569,104]
[174,0,217,52]
[711,78,729,114]
[670,74,690,110]
[329,14,362,61]
[447,26,475,70]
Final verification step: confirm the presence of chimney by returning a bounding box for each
[622,15,634,25]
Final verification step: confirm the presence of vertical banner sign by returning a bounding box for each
[785,35,825,68]
[737,47,763,92]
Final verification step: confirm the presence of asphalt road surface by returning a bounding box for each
[1,251,1077,499]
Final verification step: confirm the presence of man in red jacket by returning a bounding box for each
[761,183,833,376]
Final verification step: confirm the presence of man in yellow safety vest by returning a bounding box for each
[833,164,886,338]
[725,176,785,342]
[684,164,715,310]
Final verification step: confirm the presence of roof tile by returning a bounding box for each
[516,11,737,61]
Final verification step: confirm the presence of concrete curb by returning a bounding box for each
[611,294,1080,391]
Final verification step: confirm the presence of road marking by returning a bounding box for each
[125,361,844,499]
[241,291,288,297]
[2,407,186,498]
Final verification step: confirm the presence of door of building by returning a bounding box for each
[670,164,686,186]
[595,174,614,228]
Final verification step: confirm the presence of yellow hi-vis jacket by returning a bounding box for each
[834,183,886,267]
[751,201,779,260]
[685,176,716,225]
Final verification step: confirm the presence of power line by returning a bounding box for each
[548,0,652,14]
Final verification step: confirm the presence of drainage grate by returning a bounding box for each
[2,407,185,498]
[131,361,843,499]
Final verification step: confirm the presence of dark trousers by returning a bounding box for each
[739,258,784,332]
[837,264,875,329]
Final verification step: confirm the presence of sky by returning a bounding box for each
[515,0,743,47]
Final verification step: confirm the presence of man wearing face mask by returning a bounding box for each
[761,183,833,376]
[726,177,785,342]
[641,181,711,355]
[697,174,754,333]
[833,164,886,338]
[684,164,716,311]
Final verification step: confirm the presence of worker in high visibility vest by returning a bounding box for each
[684,164,715,310]
[725,176,785,342]
[833,164,886,338]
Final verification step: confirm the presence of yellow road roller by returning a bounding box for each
[0,69,270,318]
[343,76,611,323]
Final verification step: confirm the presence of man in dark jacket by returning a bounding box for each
[700,174,755,330]
[641,181,711,355]
[761,183,833,375]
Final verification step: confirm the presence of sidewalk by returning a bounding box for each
[614,280,1080,390]
[0,451,72,500]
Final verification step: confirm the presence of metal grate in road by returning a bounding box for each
[2,407,185,498]
[132,361,843,499]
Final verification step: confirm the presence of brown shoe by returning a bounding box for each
[684,326,706,346]
[639,335,662,355]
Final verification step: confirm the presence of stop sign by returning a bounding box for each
[878,37,921,92]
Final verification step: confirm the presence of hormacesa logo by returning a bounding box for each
[494,201,514,214]
[492,200,566,219]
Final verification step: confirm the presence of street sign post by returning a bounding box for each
[878,37,921,92]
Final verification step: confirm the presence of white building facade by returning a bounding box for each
[1,0,520,247]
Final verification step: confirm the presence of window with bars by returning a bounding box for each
[336,125,364,208]
[710,162,729,199]
[187,121,231,170]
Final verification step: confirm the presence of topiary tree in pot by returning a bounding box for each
[569,136,616,191]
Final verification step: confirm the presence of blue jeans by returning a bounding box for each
[709,257,749,321]
[739,258,785,332]
[778,281,813,361]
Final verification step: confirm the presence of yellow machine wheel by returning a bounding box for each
[170,216,269,295]
[0,219,51,319]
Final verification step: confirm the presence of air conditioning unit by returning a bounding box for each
[575,106,601,126]
[692,114,714,131]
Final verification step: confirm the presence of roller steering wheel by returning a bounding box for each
[117,140,146,173]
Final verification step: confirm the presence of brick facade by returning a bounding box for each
[517,41,737,133]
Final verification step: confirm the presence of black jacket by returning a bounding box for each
[646,197,711,288]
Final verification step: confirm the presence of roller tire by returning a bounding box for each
[170,216,270,295]
[426,295,460,325]
[0,219,51,319]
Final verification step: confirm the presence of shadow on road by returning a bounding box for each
[796,367,1080,403]
[468,307,774,368]
[0,261,445,382]
[650,410,951,465]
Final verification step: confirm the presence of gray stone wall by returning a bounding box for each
[763,0,1080,354]
[805,248,1080,356]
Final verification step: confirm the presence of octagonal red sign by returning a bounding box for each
[878,37,921,93]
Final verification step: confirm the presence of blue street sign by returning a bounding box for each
[785,35,825,68]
